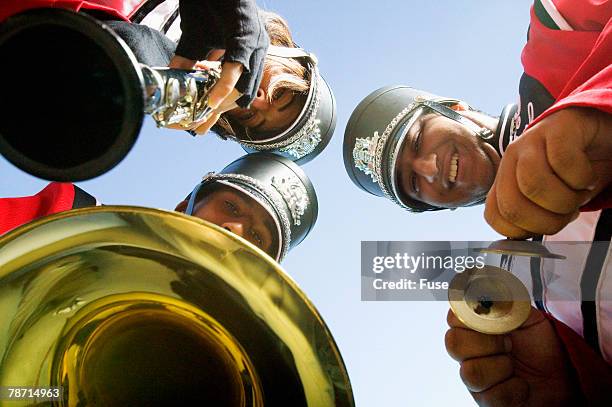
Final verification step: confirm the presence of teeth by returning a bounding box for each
[449,153,459,183]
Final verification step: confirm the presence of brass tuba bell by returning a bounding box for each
[0,206,354,406]
[448,265,531,335]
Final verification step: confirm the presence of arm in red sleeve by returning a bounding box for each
[546,314,612,406]
[0,183,75,235]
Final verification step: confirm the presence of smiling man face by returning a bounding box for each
[344,85,504,213]
[394,109,501,209]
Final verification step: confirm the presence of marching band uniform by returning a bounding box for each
[0,154,317,263]
[0,183,97,235]
[500,2,612,403]
[343,0,612,403]
[0,0,337,164]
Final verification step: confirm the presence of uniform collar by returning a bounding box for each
[492,103,519,157]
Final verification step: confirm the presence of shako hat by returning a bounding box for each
[186,153,318,261]
[233,46,336,165]
[343,85,492,212]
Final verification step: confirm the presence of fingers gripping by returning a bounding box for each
[471,377,529,407]
[460,355,514,392]
[208,61,244,109]
[544,116,597,191]
[445,328,512,362]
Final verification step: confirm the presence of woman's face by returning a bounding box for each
[188,185,280,258]
[225,66,307,140]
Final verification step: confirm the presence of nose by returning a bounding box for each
[412,153,438,183]
[221,222,244,237]
[248,88,269,111]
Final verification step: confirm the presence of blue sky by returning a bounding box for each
[0,1,534,405]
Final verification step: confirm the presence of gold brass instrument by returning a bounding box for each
[0,206,354,406]
[0,8,218,182]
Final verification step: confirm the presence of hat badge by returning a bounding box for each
[271,176,309,226]
[353,131,381,184]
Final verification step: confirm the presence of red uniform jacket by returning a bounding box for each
[521,0,612,211]
[0,183,97,235]
[0,0,144,22]
[519,1,612,404]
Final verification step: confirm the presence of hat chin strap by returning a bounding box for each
[420,100,494,140]
[409,100,493,212]
[266,45,318,65]
[185,181,205,216]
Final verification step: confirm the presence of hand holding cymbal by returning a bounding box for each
[445,307,579,406]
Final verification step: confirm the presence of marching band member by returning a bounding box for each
[0,153,318,262]
[343,0,611,404]
[0,0,336,163]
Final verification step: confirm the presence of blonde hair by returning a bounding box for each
[261,11,310,102]
[218,11,311,139]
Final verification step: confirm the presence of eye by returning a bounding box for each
[413,129,422,152]
[410,173,419,194]
[272,89,285,101]
[272,89,294,109]
[224,200,239,216]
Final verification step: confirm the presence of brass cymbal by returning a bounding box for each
[448,266,531,335]
[474,239,566,259]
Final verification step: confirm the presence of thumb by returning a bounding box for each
[168,55,196,69]
[207,61,243,109]
[192,112,222,135]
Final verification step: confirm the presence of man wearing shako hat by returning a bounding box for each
[0,153,317,263]
[344,87,612,405]
[343,1,611,405]
[344,86,500,212]
[176,152,318,261]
